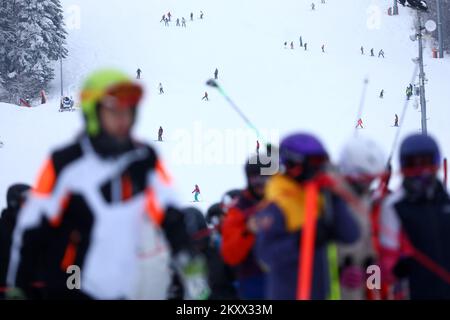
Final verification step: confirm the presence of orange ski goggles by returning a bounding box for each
[100,82,143,109]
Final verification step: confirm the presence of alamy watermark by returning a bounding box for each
[66,265,81,290]
[169,122,280,175]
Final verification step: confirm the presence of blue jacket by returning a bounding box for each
[255,175,360,300]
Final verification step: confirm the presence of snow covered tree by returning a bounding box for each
[0,0,68,104]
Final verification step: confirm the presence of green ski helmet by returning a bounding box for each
[80,69,143,136]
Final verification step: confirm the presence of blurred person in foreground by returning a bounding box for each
[6,69,208,300]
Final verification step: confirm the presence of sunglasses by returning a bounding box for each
[101,83,143,109]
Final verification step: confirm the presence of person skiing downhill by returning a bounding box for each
[253,133,360,299]
[304,43,308,51]
[378,49,385,58]
[321,44,325,53]
[158,126,164,141]
[190,12,194,21]
[160,14,166,22]
[290,41,294,49]
[176,18,180,26]
[200,11,204,19]
[214,68,219,80]
[394,114,399,127]
[299,36,303,47]
[159,83,164,94]
[5,69,210,300]
[356,118,364,129]
[192,185,201,202]
[164,18,169,27]
[312,3,315,10]
[202,91,209,101]
[380,89,384,98]
[181,17,186,27]
[361,46,364,55]
[136,68,142,79]
[167,11,171,21]
[370,48,374,56]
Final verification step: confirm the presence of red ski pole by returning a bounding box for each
[297,181,319,300]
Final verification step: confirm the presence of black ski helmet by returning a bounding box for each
[245,154,273,178]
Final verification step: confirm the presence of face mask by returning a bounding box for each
[403,174,437,200]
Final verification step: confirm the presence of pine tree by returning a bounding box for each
[0,0,68,104]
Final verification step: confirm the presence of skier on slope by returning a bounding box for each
[380,89,384,98]
[192,185,201,202]
[406,85,413,100]
[190,12,194,21]
[312,3,315,10]
[214,68,219,80]
[202,91,209,101]
[290,41,294,49]
[253,133,360,299]
[378,49,385,58]
[160,14,166,22]
[379,134,450,299]
[159,82,164,94]
[304,43,308,51]
[5,69,210,300]
[136,68,142,79]
[361,46,364,55]
[394,114,399,127]
[181,17,186,27]
[356,118,364,129]
[321,44,325,53]
[221,154,271,299]
[176,18,180,26]
[167,11,172,21]
[370,48,375,56]
[158,126,164,141]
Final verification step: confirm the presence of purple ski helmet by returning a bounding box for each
[279,132,328,165]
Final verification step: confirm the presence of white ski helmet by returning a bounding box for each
[338,136,386,179]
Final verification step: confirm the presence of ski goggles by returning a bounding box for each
[401,154,439,177]
[100,82,143,109]
[308,154,329,165]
